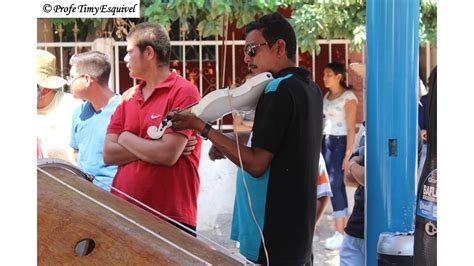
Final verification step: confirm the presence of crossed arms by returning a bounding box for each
[103,132,189,167]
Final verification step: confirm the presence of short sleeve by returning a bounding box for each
[164,84,201,138]
[107,97,125,135]
[344,90,358,104]
[69,105,81,149]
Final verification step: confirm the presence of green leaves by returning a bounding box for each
[289,1,367,53]
[420,0,437,46]
[144,0,168,26]
[197,19,223,38]
[48,0,436,53]
[51,18,77,26]
[289,4,323,53]
[290,0,436,53]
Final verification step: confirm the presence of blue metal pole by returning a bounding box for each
[366,0,419,265]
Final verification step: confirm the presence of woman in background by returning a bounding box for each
[321,62,358,250]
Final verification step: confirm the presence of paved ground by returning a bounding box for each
[197,186,357,266]
[196,141,357,265]
[198,211,341,265]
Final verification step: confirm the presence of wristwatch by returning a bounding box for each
[200,122,212,140]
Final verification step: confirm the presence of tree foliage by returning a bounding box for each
[289,1,366,53]
[419,0,437,46]
[49,0,437,54]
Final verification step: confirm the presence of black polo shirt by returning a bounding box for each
[230,67,323,265]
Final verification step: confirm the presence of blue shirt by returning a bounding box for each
[70,96,120,191]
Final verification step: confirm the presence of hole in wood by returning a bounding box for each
[74,238,95,256]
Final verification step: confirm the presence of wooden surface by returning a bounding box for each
[37,164,243,265]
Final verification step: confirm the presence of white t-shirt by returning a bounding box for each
[37,91,82,160]
[323,90,358,136]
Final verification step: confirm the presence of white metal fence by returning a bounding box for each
[37,38,434,97]
[37,39,360,96]
[37,38,433,132]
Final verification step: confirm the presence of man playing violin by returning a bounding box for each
[169,12,323,265]
[103,22,202,235]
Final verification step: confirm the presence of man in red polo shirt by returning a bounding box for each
[103,22,202,234]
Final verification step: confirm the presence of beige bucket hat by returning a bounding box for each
[37,49,67,89]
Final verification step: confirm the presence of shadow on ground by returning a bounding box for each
[198,211,341,266]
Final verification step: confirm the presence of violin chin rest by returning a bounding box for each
[191,72,273,122]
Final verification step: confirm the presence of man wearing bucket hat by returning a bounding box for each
[37,49,82,161]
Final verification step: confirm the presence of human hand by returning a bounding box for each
[313,226,320,242]
[182,136,198,156]
[342,153,351,170]
[351,156,361,165]
[421,129,427,141]
[168,109,205,132]
[208,144,226,161]
[232,112,244,125]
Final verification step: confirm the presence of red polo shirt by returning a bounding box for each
[107,71,202,226]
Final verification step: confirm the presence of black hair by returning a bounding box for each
[127,22,171,65]
[325,62,349,89]
[244,12,297,62]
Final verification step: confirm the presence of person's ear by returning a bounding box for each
[276,39,286,57]
[145,46,155,60]
[84,74,93,87]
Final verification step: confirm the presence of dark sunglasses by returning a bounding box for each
[244,42,268,57]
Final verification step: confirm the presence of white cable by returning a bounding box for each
[227,90,270,266]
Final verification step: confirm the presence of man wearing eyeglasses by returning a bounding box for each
[68,51,120,191]
[169,12,323,265]
[37,49,82,161]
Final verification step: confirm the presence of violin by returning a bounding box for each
[147,72,274,139]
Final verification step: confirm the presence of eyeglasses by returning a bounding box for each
[244,42,268,57]
[66,74,85,86]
